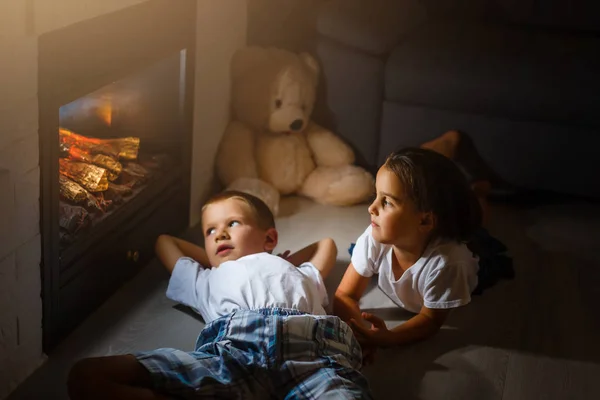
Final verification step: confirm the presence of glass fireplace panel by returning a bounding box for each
[57,50,187,251]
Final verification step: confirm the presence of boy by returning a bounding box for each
[68,191,373,399]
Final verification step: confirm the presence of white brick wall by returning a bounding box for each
[1,1,163,398]
[1,0,247,397]
[14,166,41,247]
[0,169,16,261]
[0,36,37,110]
[0,30,42,396]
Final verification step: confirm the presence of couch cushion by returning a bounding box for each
[420,0,535,24]
[317,0,427,56]
[528,0,600,33]
[385,21,600,128]
[378,102,600,198]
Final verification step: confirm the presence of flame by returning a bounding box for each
[95,96,112,126]
[67,146,93,163]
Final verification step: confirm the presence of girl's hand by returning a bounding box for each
[349,312,395,348]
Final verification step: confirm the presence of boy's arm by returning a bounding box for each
[155,235,210,274]
[284,237,337,279]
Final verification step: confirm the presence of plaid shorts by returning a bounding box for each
[135,308,373,399]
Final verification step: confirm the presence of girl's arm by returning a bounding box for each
[155,235,210,274]
[333,264,371,327]
[284,238,337,279]
[354,305,450,347]
[388,306,450,345]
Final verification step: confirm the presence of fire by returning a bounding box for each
[95,96,112,126]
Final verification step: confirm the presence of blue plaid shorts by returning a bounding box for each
[135,308,373,399]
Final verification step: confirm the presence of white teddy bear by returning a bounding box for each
[216,47,374,214]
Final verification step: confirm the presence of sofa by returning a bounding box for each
[313,0,600,198]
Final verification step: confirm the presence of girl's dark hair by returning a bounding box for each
[384,147,482,242]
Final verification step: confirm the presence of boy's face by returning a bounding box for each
[368,166,433,249]
[202,198,277,267]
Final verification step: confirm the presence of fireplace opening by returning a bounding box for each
[39,0,196,352]
[57,51,186,251]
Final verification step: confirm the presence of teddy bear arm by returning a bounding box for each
[300,165,375,206]
[305,122,355,167]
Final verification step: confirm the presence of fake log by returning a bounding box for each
[59,175,88,203]
[59,173,110,213]
[59,158,109,192]
[103,187,123,205]
[93,192,113,212]
[84,191,107,213]
[119,166,147,186]
[61,143,123,180]
[108,182,133,197]
[59,201,92,234]
[125,162,150,177]
[59,128,140,160]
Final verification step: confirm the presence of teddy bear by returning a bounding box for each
[215,46,374,214]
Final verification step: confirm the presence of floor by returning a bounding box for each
[8,196,600,400]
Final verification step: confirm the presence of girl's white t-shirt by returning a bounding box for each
[351,226,479,313]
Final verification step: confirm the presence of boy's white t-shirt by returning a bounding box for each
[351,226,479,313]
[166,252,328,323]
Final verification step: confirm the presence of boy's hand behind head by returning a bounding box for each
[202,196,278,267]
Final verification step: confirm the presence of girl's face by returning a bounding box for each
[368,166,434,249]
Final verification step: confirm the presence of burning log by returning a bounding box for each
[59,202,92,234]
[103,187,124,204]
[109,137,140,161]
[59,175,88,203]
[59,158,109,192]
[108,182,133,197]
[94,192,113,212]
[61,143,123,180]
[59,173,110,213]
[59,128,140,160]
[84,191,108,213]
[125,162,151,179]
[119,166,147,187]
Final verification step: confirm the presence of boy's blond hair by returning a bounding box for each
[202,190,276,231]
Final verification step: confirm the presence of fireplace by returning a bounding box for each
[39,0,196,351]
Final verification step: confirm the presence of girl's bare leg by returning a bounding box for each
[420,129,461,159]
[68,354,170,400]
[421,130,491,224]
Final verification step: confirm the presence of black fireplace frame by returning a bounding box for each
[39,0,196,352]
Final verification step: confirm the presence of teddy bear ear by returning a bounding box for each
[299,52,320,82]
[231,47,268,80]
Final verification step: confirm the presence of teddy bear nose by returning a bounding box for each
[289,119,304,131]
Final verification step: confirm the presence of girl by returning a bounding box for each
[334,146,485,350]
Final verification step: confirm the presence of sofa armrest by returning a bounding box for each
[317,0,428,56]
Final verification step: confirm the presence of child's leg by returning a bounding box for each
[287,364,373,400]
[421,130,491,224]
[420,129,461,159]
[67,354,169,400]
[276,314,373,399]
